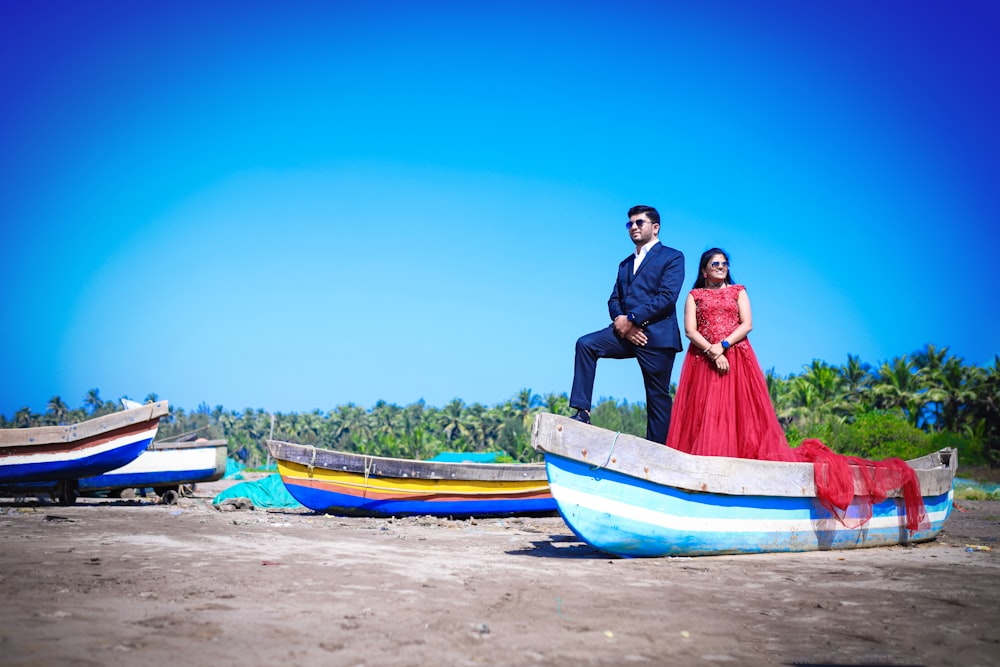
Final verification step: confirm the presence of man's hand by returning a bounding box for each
[613,316,648,346]
[613,315,630,338]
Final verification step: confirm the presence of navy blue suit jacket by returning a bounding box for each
[607,242,685,350]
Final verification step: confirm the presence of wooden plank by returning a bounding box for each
[148,439,227,451]
[266,440,547,482]
[0,402,169,447]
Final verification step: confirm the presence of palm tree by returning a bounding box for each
[403,426,435,460]
[279,410,323,445]
[799,360,844,405]
[328,403,370,450]
[370,400,403,439]
[84,388,102,415]
[14,407,34,427]
[402,400,427,440]
[513,388,542,421]
[765,370,795,427]
[929,356,975,433]
[463,403,491,450]
[781,377,820,431]
[46,396,70,425]
[839,354,873,410]
[438,398,472,447]
[543,392,570,416]
[967,355,1000,461]
[912,343,949,373]
[871,356,924,427]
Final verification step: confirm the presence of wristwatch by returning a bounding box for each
[627,313,637,324]
[721,340,730,350]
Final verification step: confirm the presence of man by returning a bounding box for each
[569,204,685,443]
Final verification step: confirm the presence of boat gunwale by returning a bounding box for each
[0,402,170,448]
[147,438,227,452]
[531,413,957,499]
[266,439,547,482]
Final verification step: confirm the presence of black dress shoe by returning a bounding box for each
[570,409,591,425]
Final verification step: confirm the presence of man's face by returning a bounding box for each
[627,212,658,246]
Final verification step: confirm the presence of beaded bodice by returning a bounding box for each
[691,284,744,344]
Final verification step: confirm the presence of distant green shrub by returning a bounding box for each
[835,411,933,460]
[787,421,842,451]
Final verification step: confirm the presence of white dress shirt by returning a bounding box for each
[633,238,660,274]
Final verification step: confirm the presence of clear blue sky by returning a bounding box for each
[2,1,998,418]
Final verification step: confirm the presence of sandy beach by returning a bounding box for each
[1,477,997,667]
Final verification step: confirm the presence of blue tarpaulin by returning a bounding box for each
[212,473,302,508]
[427,451,503,463]
[223,457,245,480]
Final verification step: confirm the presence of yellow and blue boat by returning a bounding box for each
[266,439,555,517]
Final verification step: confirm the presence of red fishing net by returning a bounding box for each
[795,439,928,532]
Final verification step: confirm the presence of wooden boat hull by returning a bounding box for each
[0,402,169,486]
[77,439,227,494]
[267,440,556,517]
[532,413,957,558]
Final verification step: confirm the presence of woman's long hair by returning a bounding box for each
[692,247,736,289]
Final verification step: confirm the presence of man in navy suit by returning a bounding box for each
[569,205,685,443]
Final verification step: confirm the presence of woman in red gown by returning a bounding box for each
[665,248,927,531]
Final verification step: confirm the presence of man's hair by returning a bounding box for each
[627,205,659,225]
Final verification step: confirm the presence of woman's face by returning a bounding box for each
[703,253,729,283]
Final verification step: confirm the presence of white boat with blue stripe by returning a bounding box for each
[531,413,956,558]
[0,401,169,504]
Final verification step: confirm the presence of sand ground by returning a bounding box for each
[1,477,998,667]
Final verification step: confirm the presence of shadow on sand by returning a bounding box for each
[506,534,609,559]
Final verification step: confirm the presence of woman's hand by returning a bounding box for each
[714,354,730,375]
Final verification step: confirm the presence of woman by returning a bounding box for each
[666,248,927,530]
[665,248,792,460]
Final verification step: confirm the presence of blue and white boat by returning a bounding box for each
[77,437,227,501]
[0,401,169,503]
[531,413,956,558]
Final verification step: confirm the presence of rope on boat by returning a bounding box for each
[362,455,374,498]
[307,445,317,476]
[592,432,622,471]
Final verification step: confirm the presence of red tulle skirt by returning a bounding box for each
[666,343,927,531]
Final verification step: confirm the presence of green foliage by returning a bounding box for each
[930,430,987,468]
[834,411,933,461]
[786,420,839,450]
[590,398,646,438]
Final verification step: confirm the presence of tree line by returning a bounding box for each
[4,345,998,469]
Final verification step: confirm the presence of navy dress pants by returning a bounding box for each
[570,325,677,444]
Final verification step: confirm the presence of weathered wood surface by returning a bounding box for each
[266,440,547,482]
[148,438,227,451]
[0,402,170,447]
[531,413,956,498]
